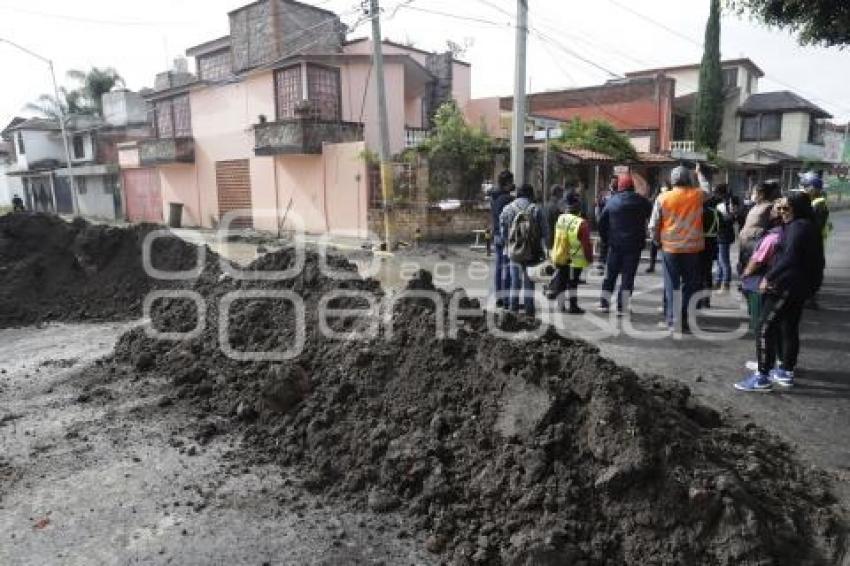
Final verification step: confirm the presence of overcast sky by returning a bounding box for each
[2,0,850,128]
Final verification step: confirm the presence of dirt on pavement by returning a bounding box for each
[1,214,847,564]
[0,213,210,328]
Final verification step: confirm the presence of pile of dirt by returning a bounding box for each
[105,247,846,565]
[0,213,215,328]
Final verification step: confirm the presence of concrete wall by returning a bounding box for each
[452,62,471,113]
[159,164,201,226]
[103,90,149,127]
[368,207,489,243]
[75,175,118,219]
[15,130,65,169]
[0,160,22,205]
[339,60,407,154]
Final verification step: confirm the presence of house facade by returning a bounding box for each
[1,90,153,219]
[118,0,471,235]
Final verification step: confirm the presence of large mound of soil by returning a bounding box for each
[0,213,211,328]
[108,247,846,565]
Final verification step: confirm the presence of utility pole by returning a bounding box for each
[368,0,394,250]
[510,0,528,184]
[0,37,78,215]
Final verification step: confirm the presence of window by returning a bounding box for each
[17,132,25,154]
[274,65,302,120]
[274,64,341,121]
[198,49,232,81]
[306,64,341,120]
[72,134,85,159]
[155,94,192,138]
[740,113,782,142]
[722,68,738,89]
[808,117,825,145]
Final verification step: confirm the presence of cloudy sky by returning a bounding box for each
[2,0,850,128]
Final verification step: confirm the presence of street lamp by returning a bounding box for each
[0,37,78,215]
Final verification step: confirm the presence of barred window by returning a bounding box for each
[172,95,192,137]
[155,95,192,138]
[307,64,340,120]
[198,49,232,81]
[275,65,302,120]
[155,99,174,138]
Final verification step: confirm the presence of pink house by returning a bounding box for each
[118,0,471,236]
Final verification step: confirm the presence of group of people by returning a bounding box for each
[488,164,832,392]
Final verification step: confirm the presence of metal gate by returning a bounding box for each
[215,159,253,228]
[122,168,163,223]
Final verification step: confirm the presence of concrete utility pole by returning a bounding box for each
[0,37,78,215]
[368,0,394,250]
[510,0,528,184]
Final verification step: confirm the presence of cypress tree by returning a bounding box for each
[694,0,724,152]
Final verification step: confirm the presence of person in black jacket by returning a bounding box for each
[489,170,515,308]
[734,193,825,392]
[542,185,565,252]
[597,173,652,314]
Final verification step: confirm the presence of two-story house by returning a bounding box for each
[2,90,152,219]
[118,0,471,235]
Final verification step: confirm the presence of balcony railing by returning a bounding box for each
[670,140,695,153]
[405,127,430,148]
[138,137,194,166]
[254,118,364,155]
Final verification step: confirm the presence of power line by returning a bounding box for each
[396,5,511,28]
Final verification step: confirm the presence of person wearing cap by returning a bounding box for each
[597,173,652,314]
[648,165,705,332]
[489,170,515,308]
[548,194,593,314]
[800,171,830,309]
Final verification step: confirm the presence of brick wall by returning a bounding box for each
[368,207,490,243]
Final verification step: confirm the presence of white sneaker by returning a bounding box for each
[745,360,758,372]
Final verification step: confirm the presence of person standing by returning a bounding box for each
[738,181,780,274]
[734,193,825,391]
[594,176,618,275]
[597,173,652,314]
[801,171,831,310]
[12,194,25,212]
[500,184,546,316]
[549,194,593,314]
[697,193,721,309]
[542,185,565,253]
[649,165,705,332]
[645,182,671,274]
[489,170,515,308]
[714,184,736,291]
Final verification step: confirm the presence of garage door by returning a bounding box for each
[123,168,163,223]
[215,159,253,228]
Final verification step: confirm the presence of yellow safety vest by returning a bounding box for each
[551,213,588,268]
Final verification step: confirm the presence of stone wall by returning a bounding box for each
[230,0,344,73]
[424,52,454,126]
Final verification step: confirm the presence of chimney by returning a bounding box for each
[173,57,189,74]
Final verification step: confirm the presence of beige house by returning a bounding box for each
[117,0,471,236]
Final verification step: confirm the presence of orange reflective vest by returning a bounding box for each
[658,187,705,254]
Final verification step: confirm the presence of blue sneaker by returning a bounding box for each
[770,368,795,387]
[734,372,773,392]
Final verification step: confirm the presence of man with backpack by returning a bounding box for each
[500,183,546,316]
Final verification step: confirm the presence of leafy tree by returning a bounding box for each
[24,88,90,120]
[694,0,724,153]
[726,0,850,48]
[554,118,638,161]
[418,102,493,202]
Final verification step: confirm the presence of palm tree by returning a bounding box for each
[24,67,124,119]
[67,67,125,116]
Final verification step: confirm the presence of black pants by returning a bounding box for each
[550,266,583,310]
[757,292,805,374]
[648,241,659,271]
[698,239,718,307]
